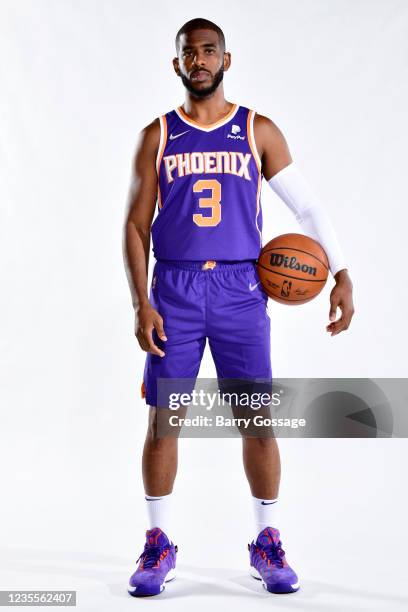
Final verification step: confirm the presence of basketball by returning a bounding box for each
[257,233,329,305]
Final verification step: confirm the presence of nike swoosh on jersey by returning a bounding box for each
[169,130,190,140]
[249,282,260,291]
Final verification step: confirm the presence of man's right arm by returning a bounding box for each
[123,119,167,357]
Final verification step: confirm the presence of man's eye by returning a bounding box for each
[205,49,215,54]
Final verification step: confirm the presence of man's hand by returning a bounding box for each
[136,302,167,357]
[326,269,355,336]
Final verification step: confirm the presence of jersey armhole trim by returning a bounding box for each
[156,115,167,175]
[247,110,262,173]
[156,115,167,210]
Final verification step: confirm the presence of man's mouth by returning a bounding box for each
[191,70,211,82]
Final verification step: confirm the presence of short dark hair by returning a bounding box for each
[175,18,225,53]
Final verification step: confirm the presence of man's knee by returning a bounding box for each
[145,406,183,443]
[242,436,277,448]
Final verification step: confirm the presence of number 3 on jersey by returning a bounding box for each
[193,179,221,227]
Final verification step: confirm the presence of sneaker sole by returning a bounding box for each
[250,566,300,594]
[128,568,176,597]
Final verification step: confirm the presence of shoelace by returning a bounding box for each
[260,542,285,568]
[136,544,169,569]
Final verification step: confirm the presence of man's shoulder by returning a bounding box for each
[253,112,281,132]
[132,118,162,160]
[142,107,180,133]
[252,112,287,147]
[137,117,162,152]
[141,117,161,137]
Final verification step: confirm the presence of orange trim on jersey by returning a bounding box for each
[247,110,262,173]
[177,103,238,130]
[247,110,262,246]
[254,171,262,247]
[156,115,167,174]
[156,115,167,210]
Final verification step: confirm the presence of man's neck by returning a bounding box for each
[181,88,233,125]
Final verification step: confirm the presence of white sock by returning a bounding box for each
[145,493,173,542]
[252,495,278,542]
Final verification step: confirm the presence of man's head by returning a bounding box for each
[173,18,231,99]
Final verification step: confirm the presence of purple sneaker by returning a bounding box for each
[128,527,177,597]
[248,527,300,594]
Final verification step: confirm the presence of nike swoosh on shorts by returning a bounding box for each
[249,282,260,291]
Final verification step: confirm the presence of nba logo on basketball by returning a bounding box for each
[281,280,292,297]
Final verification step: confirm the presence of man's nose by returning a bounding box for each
[192,52,206,67]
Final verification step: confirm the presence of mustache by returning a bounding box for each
[190,69,211,78]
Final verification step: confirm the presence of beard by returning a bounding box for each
[181,65,224,99]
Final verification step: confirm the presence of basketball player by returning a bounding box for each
[123,18,354,596]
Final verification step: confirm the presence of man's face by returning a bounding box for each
[173,29,231,98]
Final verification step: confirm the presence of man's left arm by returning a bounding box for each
[253,114,355,336]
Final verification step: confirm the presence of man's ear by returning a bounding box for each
[223,51,231,72]
[173,57,180,77]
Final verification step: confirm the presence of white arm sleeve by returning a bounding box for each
[267,162,347,277]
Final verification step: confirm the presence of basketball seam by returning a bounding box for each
[257,262,327,283]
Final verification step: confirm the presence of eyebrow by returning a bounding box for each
[182,43,217,51]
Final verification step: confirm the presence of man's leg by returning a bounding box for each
[142,406,178,497]
[242,436,281,499]
[141,406,181,539]
[207,261,300,593]
[129,260,206,597]
[142,403,188,530]
[128,406,182,597]
[242,435,281,544]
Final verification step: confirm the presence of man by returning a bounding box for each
[123,17,354,597]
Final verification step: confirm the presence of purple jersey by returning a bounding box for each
[151,104,263,260]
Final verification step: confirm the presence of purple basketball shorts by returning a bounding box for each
[142,259,272,407]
